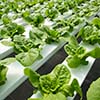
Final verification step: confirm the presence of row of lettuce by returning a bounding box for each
[25,65,100,100]
[0,0,99,28]
[65,17,100,68]
[0,16,100,100]
[0,0,99,67]
[0,0,100,99]
[0,0,98,22]
[26,17,100,100]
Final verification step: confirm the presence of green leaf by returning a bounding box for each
[2,15,11,24]
[1,40,14,46]
[51,64,71,85]
[32,14,44,27]
[44,93,66,100]
[64,44,76,56]
[42,26,59,37]
[29,28,46,46]
[64,36,79,56]
[87,78,100,100]
[28,93,66,100]
[67,55,88,68]
[39,64,71,93]
[58,84,74,97]
[16,48,42,66]
[0,58,16,65]
[69,36,79,47]
[0,64,8,85]
[0,28,9,38]
[77,23,100,45]
[67,55,81,68]
[45,8,58,19]
[71,79,82,98]
[17,25,25,34]
[64,36,88,68]
[88,47,100,58]
[13,35,37,53]
[92,17,100,28]
[24,68,40,87]
[22,11,33,23]
[0,22,25,39]
[41,26,60,43]
[58,78,82,97]
[22,10,30,18]
[40,74,59,93]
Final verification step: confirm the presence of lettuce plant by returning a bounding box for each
[87,77,100,100]
[24,64,82,100]
[64,36,100,68]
